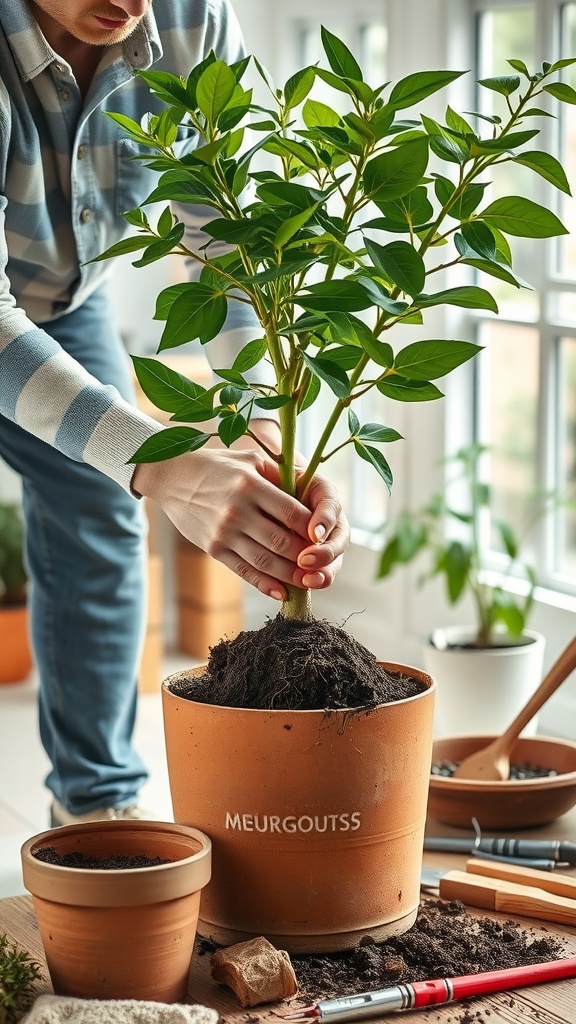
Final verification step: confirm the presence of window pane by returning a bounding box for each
[478,321,540,558]
[476,7,539,320]
[556,336,576,574]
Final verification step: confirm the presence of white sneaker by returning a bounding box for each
[50,798,155,828]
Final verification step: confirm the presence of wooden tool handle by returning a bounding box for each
[465,858,576,899]
[439,871,576,926]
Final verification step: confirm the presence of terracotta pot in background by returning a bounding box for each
[424,627,545,737]
[162,661,435,954]
[21,820,211,1001]
[0,604,32,683]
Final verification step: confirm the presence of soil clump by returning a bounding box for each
[169,615,424,710]
[33,848,171,869]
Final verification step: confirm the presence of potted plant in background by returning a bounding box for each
[377,442,551,736]
[95,33,574,951]
[0,502,32,684]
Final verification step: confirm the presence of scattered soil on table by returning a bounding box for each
[169,615,425,710]
[198,899,567,1023]
[32,848,171,869]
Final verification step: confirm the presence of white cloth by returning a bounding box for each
[21,994,220,1024]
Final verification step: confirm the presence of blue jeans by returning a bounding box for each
[0,287,148,814]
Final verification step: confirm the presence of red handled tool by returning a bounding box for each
[279,956,576,1020]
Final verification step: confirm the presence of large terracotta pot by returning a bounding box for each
[162,661,435,954]
[0,604,32,683]
[21,819,211,1001]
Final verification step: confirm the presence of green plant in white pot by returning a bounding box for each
[95,34,574,949]
[377,442,550,736]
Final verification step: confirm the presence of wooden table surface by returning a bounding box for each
[2,810,575,1024]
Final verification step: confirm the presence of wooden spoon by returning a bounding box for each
[452,634,576,781]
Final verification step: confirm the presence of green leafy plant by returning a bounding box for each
[0,504,27,608]
[95,31,575,623]
[0,934,41,1024]
[377,442,549,647]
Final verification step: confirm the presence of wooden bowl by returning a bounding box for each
[428,734,576,829]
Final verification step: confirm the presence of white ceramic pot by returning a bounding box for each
[423,626,545,738]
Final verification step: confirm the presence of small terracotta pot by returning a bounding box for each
[21,820,211,1001]
[0,604,32,683]
[162,661,435,954]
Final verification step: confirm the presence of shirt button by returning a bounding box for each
[59,87,70,101]
[77,144,88,159]
[54,62,64,73]
[80,208,92,223]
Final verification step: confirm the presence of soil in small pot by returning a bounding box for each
[32,847,172,869]
[170,615,424,710]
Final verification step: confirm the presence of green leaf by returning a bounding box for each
[159,285,228,349]
[298,371,321,412]
[196,60,237,121]
[321,25,363,82]
[415,286,498,312]
[131,356,208,413]
[302,98,342,129]
[388,70,465,110]
[299,280,372,313]
[132,231,184,268]
[507,59,530,77]
[105,111,151,145]
[302,352,351,397]
[512,151,571,195]
[363,138,429,201]
[255,394,292,410]
[87,234,152,263]
[353,441,393,492]
[325,312,393,367]
[274,204,319,249]
[371,186,434,231]
[543,81,576,105]
[130,427,211,463]
[232,338,268,372]
[471,129,539,154]
[394,340,482,380]
[348,408,360,434]
[153,283,192,320]
[441,541,471,602]
[494,519,519,559]
[218,412,248,447]
[477,75,520,96]
[136,70,189,107]
[284,66,315,108]
[377,377,444,402]
[480,196,568,237]
[364,237,426,297]
[356,423,403,443]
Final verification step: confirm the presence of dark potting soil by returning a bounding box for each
[432,760,558,780]
[198,901,567,1022]
[33,847,171,869]
[169,615,425,710]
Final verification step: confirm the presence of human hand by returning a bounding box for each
[132,427,349,601]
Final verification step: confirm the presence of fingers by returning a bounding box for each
[294,474,350,587]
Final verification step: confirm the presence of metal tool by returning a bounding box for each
[421,856,576,926]
[424,835,576,867]
[279,956,576,1021]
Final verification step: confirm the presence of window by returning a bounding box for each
[469,0,576,598]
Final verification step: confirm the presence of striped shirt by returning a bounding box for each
[0,0,267,490]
